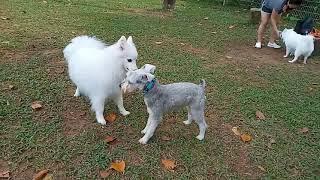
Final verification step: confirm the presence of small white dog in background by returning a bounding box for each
[281,28,314,64]
[63,35,138,125]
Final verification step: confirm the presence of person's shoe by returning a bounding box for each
[267,42,281,49]
[255,42,262,48]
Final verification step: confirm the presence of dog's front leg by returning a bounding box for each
[113,91,130,116]
[139,114,161,144]
[141,116,152,134]
[284,47,290,58]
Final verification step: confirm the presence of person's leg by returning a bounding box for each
[268,13,281,48]
[256,11,271,48]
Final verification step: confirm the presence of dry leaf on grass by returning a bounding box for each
[155,42,163,45]
[258,165,266,172]
[106,113,117,123]
[1,17,9,20]
[33,169,49,180]
[231,127,241,136]
[0,171,10,178]
[42,174,53,180]
[161,159,176,171]
[229,25,235,29]
[240,134,252,142]
[204,17,209,20]
[31,101,42,110]
[110,160,125,173]
[161,135,171,141]
[299,127,309,134]
[225,55,233,59]
[256,110,265,120]
[100,169,112,178]
[104,136,116,143]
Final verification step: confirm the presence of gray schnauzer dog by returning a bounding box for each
[121,64,208,144]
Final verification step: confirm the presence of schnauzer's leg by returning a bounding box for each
[141,116,152,134]
[139,115,161,144]
[191,107,207,141]
[113,92,130,116]
[183,106,193,125]
[74,87,80,97]
[91,96,106,125]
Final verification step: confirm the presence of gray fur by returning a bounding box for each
[122,68,208,144]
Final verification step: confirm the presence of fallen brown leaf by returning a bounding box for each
[256,110,265,120]
[8,85,14,90]
[299,127,309,134]
[0,171,10,178]
[231,127,241,136]
[155,41,162,45]
[33,169,49,180]
[161,135,171,141]
[100,169,112,178]
[105,136,116,143]
[43,174,53,180]
[1,17,9,20]
[106,113,116,123]
[204,17,209,20]
[229,25,235,29]
[258,165,266,172]
[31,101,42,110]
[110,160,125,173]
[240,134,252,142]
[225,55,232,59]
[161,159,176,171]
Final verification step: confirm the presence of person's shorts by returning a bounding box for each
[261,5,272,14]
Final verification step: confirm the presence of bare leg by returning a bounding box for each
[257,12,271,43]
[270,14,281,43]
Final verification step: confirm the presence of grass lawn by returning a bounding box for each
[1,0,319,179]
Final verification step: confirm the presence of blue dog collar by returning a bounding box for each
[143,79,157,94]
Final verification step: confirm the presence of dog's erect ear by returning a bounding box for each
[118,36,127,51]
[127,36,134,45]
[141,64,156,74]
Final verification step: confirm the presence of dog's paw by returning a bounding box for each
[288,60,294,63]
[97,118,107,125]
[196,135,204,141]
[74,91,80,97]
[139,137,148,144]
[120,110,130,116]
[283,55,288,58]
[183,120,192,125]
[141,129,147,134]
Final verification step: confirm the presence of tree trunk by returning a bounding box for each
[163,0,176,10]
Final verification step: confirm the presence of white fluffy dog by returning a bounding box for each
[63,35,138,125]
[281,28,314,64]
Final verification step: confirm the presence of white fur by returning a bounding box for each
[281,29,314,64]
[63,35,138,125]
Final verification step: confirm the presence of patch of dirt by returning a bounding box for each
[124,8,173,18]
[206,104,262,178]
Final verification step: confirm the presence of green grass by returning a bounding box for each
[1,0,320,179]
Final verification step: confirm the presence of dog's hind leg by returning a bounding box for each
[183,106,193,125]
[289,51,300,63]
[112,92,130,116]
[191,106,207,141]
[74,87,80,97]
[91,96,106,125]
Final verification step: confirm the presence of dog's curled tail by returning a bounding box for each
[63,36,106,63]
[199,79,206,90]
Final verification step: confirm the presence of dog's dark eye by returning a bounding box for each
[127,59,132,62]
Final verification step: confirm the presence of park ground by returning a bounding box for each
[0,0,319,179]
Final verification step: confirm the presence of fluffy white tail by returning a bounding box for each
[63,36,106,62]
